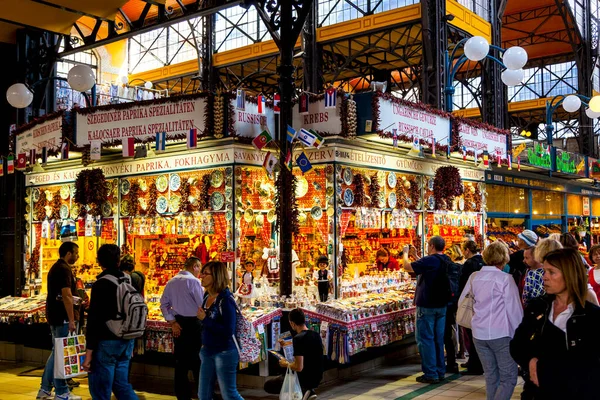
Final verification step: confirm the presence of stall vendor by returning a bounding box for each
[376,248,400,271]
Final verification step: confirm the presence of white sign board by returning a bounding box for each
[377,98,450,143]
[458,123,507,155]
[231,100,275,138]
[16,116,63,154]
[75,97,206,146]
[292,101,343,135]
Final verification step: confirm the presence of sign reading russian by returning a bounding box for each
[376,97,450,143]
[458,123,507,155]
[292,95,343,135]
[556,149,586,176]
[16,115,63,154]
[75,96,206,146]
[231,99,275,138]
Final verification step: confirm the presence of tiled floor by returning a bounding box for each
[0,357,522,400]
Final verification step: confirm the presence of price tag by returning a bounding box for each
[371,323,378,332]
[257,324,265,334]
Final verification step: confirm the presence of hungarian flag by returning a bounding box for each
[257,94,265,114]
[16,153,27,170]
[325,87,337,109]
[188,128,197,149]
[29,149,36,165]
[284,149,293,171]
[122,137,135,157]
[7,154,14,174]
[41,147,48,166]
[262,151,278,177]
[61,142,69,160]
[299,93,309,114]
[273,93,280,114]
[252,130,273,151]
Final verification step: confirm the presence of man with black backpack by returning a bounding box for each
[82,244,145,400]
[403,236,458,384]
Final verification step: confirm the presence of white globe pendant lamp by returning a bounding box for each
[501,69,524,86]
[589,96,600,113]
[144,81,153,89]
[464,36,490,62]
[67,65,96,92]
[6,83,34,108]
[502,46,528,70]
[562,95,582,113]
[585,107,600,119]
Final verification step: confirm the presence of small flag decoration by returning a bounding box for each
[156,131,166,153]
[497,151,502,166]
[407,137,421,157]
[296,151,313,174]
[508,154,513,170]
[236,89,245,110]
[325,87,337,109]
[517,156,521,171]
[188,128,198,149]
[431,138,436,158]
[392,129,398,148]
[262,151,278,177]
[41,147,48,166]
[299,93,309,114]
[7,154,14,174]
[257,94,265,114]
[273,93,280,114]
[61,142,69,160]
[252,130,273,151]
[462,146,467,162]
[29,149,36,165]
[284,150,293,171]
[90,141,102,161]
[122,137,135,157]
[16,153,27,170]
[297,128,323,149]
[0,157,3,177]
[473,149,478,166]
[286,125,297,144]
[483,151,489,167]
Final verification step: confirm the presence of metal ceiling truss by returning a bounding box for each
[421,0,446,108]
[315,0,412,28]
[214,7,270,53]
[507,60,578,103]
[58,0,243,57]
[154,73,202,94]
[482,0,508,127]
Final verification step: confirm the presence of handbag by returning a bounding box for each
[457,273,477,329]
[280,367,303,400]
[53,333,87,379]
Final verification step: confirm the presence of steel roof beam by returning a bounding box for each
[30,0,112,22]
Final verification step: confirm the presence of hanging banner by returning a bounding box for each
[458,123,507,155]
[556,149,586,177]
[291,92,347,136]
[590,157,600,178]
[15,113,64,154]
[230,97,275,138]
[75,94,207,146]
[513,141,552,170]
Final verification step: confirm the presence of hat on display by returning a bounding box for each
[317,255,329,265]
[518,230,538,247]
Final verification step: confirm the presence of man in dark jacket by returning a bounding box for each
[82,244,138,400]
[403,236,455,384]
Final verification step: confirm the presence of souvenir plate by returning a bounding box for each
[335,165,342,175]
[45,190,53,201]
[388,192,397,208]
[311,206,323,220]
[267,209,276,223]
[156,196,169,214]
[336,206,342,217]
[244,208,254,222]
[224,186,233,200]
[70,205,80,219]
[296,176,309,198]
[428,195,435,210]
[169,174,181,192]
[32,188,40,202]
[60,205,70,219]
[170,195,181,213]
[343,188,354,206]
[225,210,233,221]
[210,170,224,188]
[70,185,76,198]
[235,187,242,198]
[102,202,112,218]
[326,207,335,217]
[121,201,130,216]
[225,167,233,177]
[326,186,334,197]
[377,193,386,208]
[156,175,168,193]
[210,192,224,211]
[343,168,353,185]
[336,183,343,196]
[387,172,397,189]
[121,179,131,195]
[60,185,70,200]
[428,177,435,191]
[138,179,148,192]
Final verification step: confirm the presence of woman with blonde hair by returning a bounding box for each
[446,244,464,263]
[534,238,563,264]
[458,241,523,400]
[511,248,600,399]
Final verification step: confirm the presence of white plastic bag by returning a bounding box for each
[280,367,303,400]
[53,333,87,379]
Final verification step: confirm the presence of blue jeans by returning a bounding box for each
[88,339,138,400]
[416,306,446,379]
[474,337,518,400]
[199,347,244,400]
[41,323,70,395]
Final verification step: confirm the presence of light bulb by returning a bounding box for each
[6,83,33,108]
[562,95,581,113]
[463,36,489,62]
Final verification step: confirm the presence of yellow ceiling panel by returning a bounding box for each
[0,1,81,34]
[0,21,18,43]
[40,0,129,19]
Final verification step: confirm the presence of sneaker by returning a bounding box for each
[416,375,440,384]
[66,378,80,388]
[54,393,82,400]
[36,389,53,400]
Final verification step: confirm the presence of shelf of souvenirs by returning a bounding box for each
[124,212,225,237]
[0,294,47,324]
[339,271,414,299]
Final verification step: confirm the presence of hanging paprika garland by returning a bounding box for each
[275,172,299,235]
[50,191,62,220]
[74,168,108,217]
[34,194,47,221]
[353,173,366,207]
[146,183,158,216]
[180,179,191,212]
[128,182,140,217]
[369,173,381,208]
[433,166,463,209]
[200,174,211,210]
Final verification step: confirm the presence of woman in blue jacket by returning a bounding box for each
[196,261,244,400]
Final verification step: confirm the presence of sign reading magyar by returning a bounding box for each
[75,97,207,146]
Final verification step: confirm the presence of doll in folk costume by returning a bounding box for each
[236,260,256,305]
[262,239,279,284]
[313,255,333,302]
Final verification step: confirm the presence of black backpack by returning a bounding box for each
[432,254,461,306]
